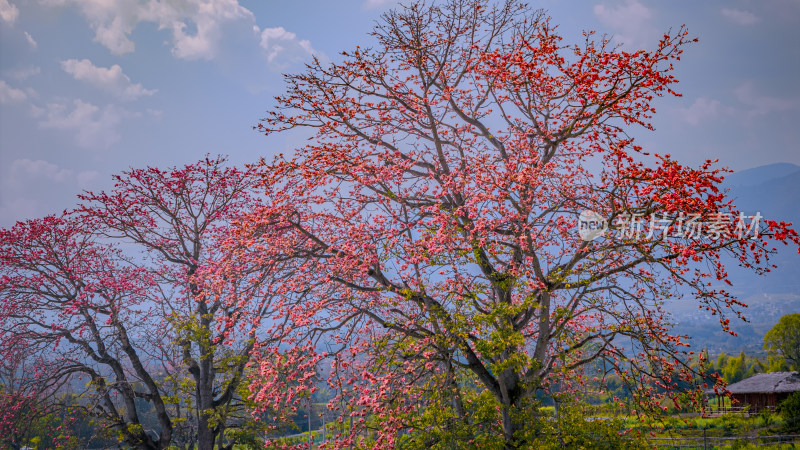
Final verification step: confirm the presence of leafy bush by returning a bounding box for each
[528,401,645,450]
[758,408,774,428]
[720,412,748,436]
[778,391,800,433]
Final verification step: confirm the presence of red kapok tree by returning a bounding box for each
[78,156,286,450]
[1,157,290,450]
[0,214,172,449]
[0,338,78,450]
[245,0,799,447]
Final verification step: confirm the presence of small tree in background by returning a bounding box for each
[77,156,290,450]
[0,341,78,450]
[764,313,800,371]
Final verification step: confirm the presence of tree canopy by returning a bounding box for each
[242,0,800,447]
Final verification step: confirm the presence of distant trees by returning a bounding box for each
[691,313,800,401]
[698,313,800,389]
[764,313,800,371]
[708,352,761,384]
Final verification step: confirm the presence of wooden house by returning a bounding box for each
[707,372,800,415]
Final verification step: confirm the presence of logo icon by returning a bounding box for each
[578,210,608,241]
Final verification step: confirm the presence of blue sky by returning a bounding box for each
[1,0,798,227]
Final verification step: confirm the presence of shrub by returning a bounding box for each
[778,391,800,433]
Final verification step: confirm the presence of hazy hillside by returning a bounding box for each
[670,163,800,355]
[723,162,800,189]
[727,164,800,230]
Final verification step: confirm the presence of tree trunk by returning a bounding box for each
[193,286,218,450]
[196,358,215,450]
[500,403,525,450]
[498,368,527,450]
[197,417,213,450]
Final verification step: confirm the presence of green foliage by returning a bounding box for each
[225,426,263,450]
[759,408,774,428]
[397,379,649,450]
[719,412,749,437]
[528,401,646,450]
[394,373,506,449]
[778,391,800,433]
[710,351,761,384]
[764,313,800,371]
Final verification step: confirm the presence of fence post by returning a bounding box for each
[703,428,707,450]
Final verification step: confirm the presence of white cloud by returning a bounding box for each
[721,8,760,26]
[593,0,657,50]
[258,26,320,68]
[679,84,800,127]
[41,0,323,76]
[61,58,157,101]
[47,0,256,60]
[29,103,45,117]
[38,99,136,149]
[733,82,799,117]
[76,170,99,188]
[5,159,98,189]
[0,159,100,226]
[0,0,18,24]
[146,108,163,120]
[363,0,398,10]
[3,65,41,81]
[0,80,27,103]
[678,97,734,126]
[165,0,256,60]
[9,159,74,183]
[24,31,38,48]
[42,0,138,54]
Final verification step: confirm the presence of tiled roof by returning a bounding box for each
[726,372,800,394]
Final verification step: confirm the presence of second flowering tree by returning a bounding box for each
[0,157,290,449]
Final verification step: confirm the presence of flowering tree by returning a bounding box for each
[0,339,77,450]
[77,156,287,450]
[245,0,800,447]
[1,157,286,449]
[0,215,172,449]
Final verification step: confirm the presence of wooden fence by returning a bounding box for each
[702,405,777,417]
[649,434,800,449]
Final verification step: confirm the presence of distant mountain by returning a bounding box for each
[670,162,800,354]
[723,162,800,189]
[725,163,800,226]
[722,164,800,295]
